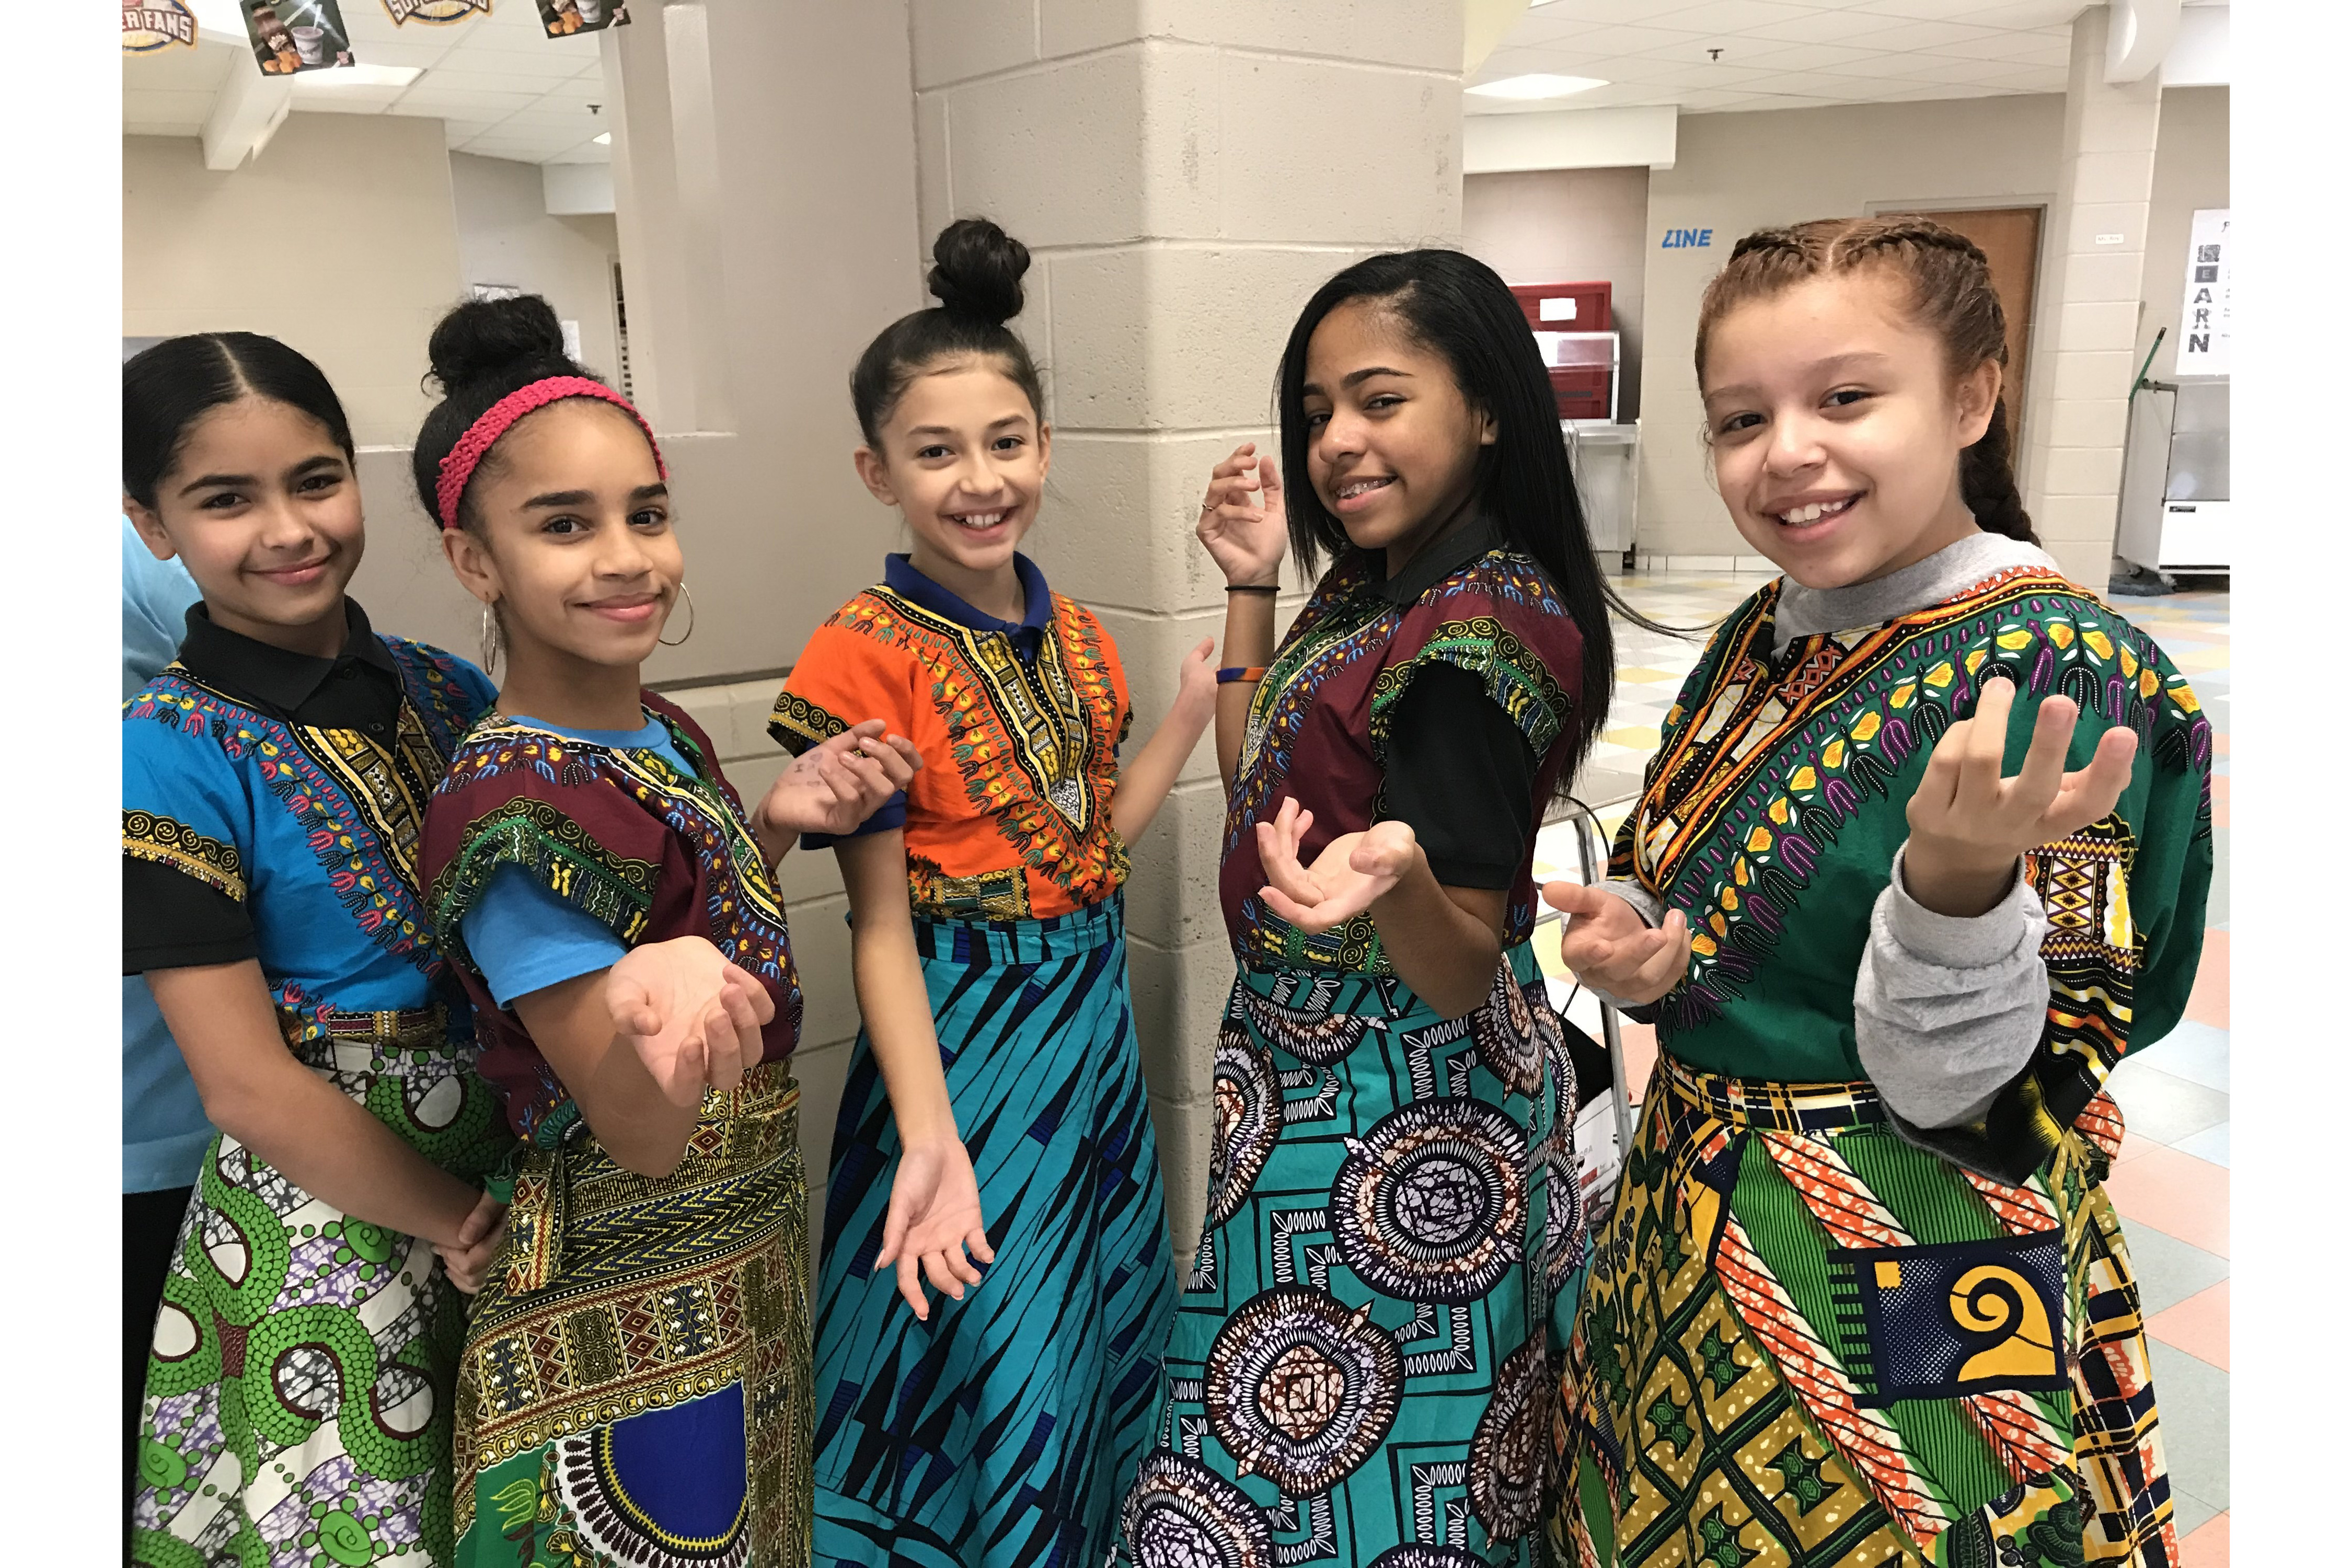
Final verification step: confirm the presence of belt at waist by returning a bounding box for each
[281,1000,461,1074]
[912,891,1125,964]
[1658,1052,1888,1135]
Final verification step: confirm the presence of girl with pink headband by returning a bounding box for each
[411,294,916,1565]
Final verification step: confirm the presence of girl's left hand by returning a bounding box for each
[759,720,922,839]
[874,1135,996,1322]
[1256,799,1420,933]
[434,1189,510,1295]
[1173,637,1218,724]
[1904,677,2139,917]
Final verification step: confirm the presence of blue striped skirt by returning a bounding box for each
[812,895,1176,1566]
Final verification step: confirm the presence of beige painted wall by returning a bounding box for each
[123,115,466,448]
[447,151,622,384]
[1461,165,1650,420]
[2139,87,2229,381]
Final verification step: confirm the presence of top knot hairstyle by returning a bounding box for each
[124,333,355,510]
[850,217,1046,446]
[1696,216,2037,544]
[411,292,660,533]
[1274,247,1645,783]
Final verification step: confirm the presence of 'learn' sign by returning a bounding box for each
[2173,209,2229,377]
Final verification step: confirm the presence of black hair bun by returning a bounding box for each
[926,217,1029,326]
[426,293,575,394]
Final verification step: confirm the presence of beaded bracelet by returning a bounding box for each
[1216,666,1269,685]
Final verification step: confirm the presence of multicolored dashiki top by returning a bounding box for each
[770,556,1134,922]
[1220,534,1587,974]
[421,693,803,1143]
[1616,563,2213,1181]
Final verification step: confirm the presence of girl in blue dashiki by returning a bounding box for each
[122,333,513,1567]
[770,219,1214,1568]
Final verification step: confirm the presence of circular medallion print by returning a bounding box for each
[1368,1548,1491,1568]
[1240,989,1370,1068]
[1331,1099,1528,1304]
[1121,1449,1274,1568]
[1468,1337,1550,1540]
[1468,973,1543,1099]
[1208,1022,1282,1228]
[1203,1286,1405,1496]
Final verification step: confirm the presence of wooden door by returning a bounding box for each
[1884,206,2042,447]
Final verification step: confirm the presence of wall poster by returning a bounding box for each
[535,0,628,36]
[2173,207,2230,377]
[239,1,355,74]
[122,1,199,53]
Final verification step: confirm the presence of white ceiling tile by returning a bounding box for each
[122,42,237,94]
[1844,18,2001,51]
[1922,30,2073,63]
[1699,94,1846,114]
[393,87,543,116]
[1890,53,2039,85]
[1943,0,2079,25]
[1633,0,1811,32]
[345,37,458,69]
[287,94,397,115]
[1733,10,1915,44]
[1523,0,1698,24]
[1727,41,1887,71]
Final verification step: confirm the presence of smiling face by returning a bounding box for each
[442,397,681,674]
[1299,297,1495,574]
[125,395,363,655]
[1701,269,1999,591]
[854,356,1047,602]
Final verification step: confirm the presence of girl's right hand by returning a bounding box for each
[605,937,776,1106]
[875,1134,995,1322]
[1198,443,1288,588]
[435,1187,510,1295]
[1541,881,1692,1006]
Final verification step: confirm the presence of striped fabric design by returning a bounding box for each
[810,896,1173,1567]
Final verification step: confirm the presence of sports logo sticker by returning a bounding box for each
[382,0,491,22]
[122,1,199,52]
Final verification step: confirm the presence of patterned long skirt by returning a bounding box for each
[452,1064,812,1568]
[1552,1054,2177,1568]
[1118,941,1584,1567]
[811,896,1174,1567]
[132,1005,509,1568]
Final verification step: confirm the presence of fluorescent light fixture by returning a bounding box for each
[593,132,611,145]
[291,64,424,89]
[1467,73,1609,101]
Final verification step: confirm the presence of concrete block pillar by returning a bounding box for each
[2024,3,2165,590]
[908,0,1466,1247]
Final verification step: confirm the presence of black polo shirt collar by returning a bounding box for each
[1373,512,1505,607]
[175,597,402,722]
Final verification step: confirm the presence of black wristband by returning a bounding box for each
[1225,583,1279,595]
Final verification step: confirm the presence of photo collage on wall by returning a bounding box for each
[239,1,354,74]
[535,0,630,36]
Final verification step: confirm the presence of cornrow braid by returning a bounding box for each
[1696,215,2037,544]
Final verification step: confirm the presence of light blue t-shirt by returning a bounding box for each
[122,516,213,1193]
[464,716,697,1010]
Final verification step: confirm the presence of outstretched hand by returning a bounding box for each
[759,720,921,843]
[1540,880,1691,1006]
[1255,799,1420,933]
[875,1135,995,1322]
[1904,677,2139,917]
[1197,443,1288,589]
[605,937,776,1107]
[1172,637,1219,727]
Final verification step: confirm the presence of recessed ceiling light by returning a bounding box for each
[291,64,424,89]
[593,132,611,145]
[1467,74,1609,101]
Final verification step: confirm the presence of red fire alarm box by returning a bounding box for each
[1510,281,1612,334]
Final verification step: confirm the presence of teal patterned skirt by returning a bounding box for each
[1119,941,1584,1567]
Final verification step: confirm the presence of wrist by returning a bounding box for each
[1901,836,2020,919]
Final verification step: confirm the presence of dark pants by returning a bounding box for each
[124,1186,192,1551]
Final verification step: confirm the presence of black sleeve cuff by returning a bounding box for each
[125,858,255,975]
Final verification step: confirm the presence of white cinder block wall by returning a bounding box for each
[901,0,1469,1250]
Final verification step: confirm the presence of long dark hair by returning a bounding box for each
[123,333,355,508]
[1697,217,2037,543]
[1275,248,1636,783]
[850,217,1045,445]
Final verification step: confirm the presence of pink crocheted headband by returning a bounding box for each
[433,376,667,531]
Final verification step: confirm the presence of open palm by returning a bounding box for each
[1255,799,1417,933]
[878,1135,995,1321]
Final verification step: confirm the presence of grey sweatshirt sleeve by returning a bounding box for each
[1854,843,2049,1129]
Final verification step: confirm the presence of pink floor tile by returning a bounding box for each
[2184,929,2229,1031]
[2147,1278,2229,1371]
[2180,1511,2228,1568]
[2103,1143,2230,1258]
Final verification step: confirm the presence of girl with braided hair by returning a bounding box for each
[1547,217,2210,1567]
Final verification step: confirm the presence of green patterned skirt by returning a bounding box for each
[1552,1054,2177,1568]
[452,1063,811,1568]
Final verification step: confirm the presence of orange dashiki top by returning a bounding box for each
[769,552,1133,921]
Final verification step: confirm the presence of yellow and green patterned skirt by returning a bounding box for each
[454,1065,812,1568]
[1552,1055,2176,1568]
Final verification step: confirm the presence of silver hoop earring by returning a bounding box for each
[658,582,696,647]
[479,602,502,676]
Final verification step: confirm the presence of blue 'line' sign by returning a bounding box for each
[1661,227,1715,249]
